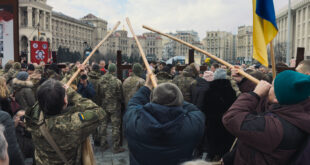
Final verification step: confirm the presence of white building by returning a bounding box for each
[275,0,310,61]
[236,25,253,65]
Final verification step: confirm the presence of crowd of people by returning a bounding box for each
[0,58,308,165]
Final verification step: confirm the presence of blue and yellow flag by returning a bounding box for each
[253,0,278,67]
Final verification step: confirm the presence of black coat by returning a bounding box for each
[0,97,12,116]
[0,111,25,165]
[192,77,210,112]
[203,79,236,156]
[124,86,205,165]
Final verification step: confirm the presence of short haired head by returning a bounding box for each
[151,83,184,107]
[92,64,100,72]
[296,60,310,75]
[37,79,66,116]
[27,64,35,71]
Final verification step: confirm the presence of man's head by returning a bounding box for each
[151,83,184,107]
[92,64,100,73]
[158,62,166,71]
[273,70,310,105]
[0,125,8,165]
[259,65,269,74]
[296,60,310,75]
[210,63,219,72]
[37,79,67,116]
[108,63,116,74]
[99,60,106,69]
[27,64,35,75]
[21,63,28,71]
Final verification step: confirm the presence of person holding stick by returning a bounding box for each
[222,70,310,165]
[123,74,205,165]
[28,79,107,165]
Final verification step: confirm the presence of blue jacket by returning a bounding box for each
[124,86,205,165]
[77,81,95,99]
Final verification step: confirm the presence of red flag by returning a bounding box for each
[30,41,49,64]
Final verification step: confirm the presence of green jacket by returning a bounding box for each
[88,71,102,105]
[27,87,106,165]
[122,75,145,107]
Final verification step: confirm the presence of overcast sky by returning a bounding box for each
[47,0,289,39]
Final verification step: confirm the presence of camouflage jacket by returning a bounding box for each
[122,75,145,107]
[172,68,197,103]
[29,72,42,95]
[88,71,102,105]
[100,73,123,112]
[27,87,106,165]
[156,72,173,84]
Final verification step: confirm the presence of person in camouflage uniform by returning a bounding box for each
[122,63,145,108]
[172,63,199,103]
[87,64,102,105]
[0,60,14,77]
[156,65,173,84]
[4,62,21,82]
[27,79,107,165]
[98,63,125,153]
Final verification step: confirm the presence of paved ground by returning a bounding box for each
[25,125,130,165]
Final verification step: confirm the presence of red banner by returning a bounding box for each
[30,41,49,64]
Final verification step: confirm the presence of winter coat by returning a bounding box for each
[0,97,13,116]
[124,86,205,165]
[191,77,210,111]
[122,75,145,108]
[12,78,35,110]
[202,79,236,156]
[0,111,25,165]
[172,67,197,103]
[222,92,310,165]
[88,71,102,105]
[77,80,95,99]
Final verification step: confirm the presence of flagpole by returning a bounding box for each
[270,41,277,79]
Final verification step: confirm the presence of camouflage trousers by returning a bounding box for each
[94,109,122,149]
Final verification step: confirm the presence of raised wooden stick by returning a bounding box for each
[66,21,120,165]
[127,18,157,87]
[66,21,121,86]
[142,25,260,84]
[270,41,277,79]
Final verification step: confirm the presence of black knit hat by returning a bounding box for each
[92,64,100,72]
[28,64,35,71]
[151,83,184,107]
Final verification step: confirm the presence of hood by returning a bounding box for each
[12,78,33,90]
[269,98,310,134]
[156,72,172,80]
[88,71,101,79]
[141,103,187,135]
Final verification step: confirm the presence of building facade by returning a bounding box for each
[202,31,235,63]
[275,0,310,61]
[236,25,253,65]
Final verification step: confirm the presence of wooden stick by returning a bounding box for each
[142,25,260,84]
[65,21,120,165]
[127,18,157,88]
[66,21,121,86]
[270,41,277,79]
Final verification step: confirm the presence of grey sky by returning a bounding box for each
[47,0,290,39]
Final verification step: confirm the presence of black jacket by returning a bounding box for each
[192,77,210,112]
[202,79,236,156]
[0,111,24,165]
[124,86,205,165]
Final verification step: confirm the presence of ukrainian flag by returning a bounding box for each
[253,0,278,67]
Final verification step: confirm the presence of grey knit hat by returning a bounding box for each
[16,71,29,81]
[214,68,227,80]
[151,83,184,107]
